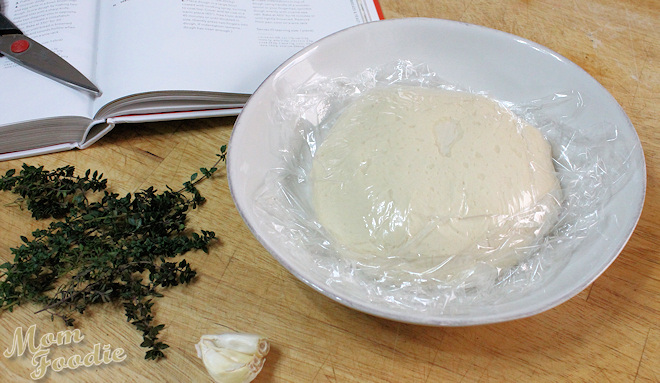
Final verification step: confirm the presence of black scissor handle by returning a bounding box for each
[0,8,22,36]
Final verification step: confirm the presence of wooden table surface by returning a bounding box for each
[1,1,658,382]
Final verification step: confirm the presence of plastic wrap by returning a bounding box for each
[253,61,640,314]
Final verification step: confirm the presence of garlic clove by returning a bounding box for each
[195,333,270,383]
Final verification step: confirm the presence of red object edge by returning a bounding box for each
[373,0,385,19]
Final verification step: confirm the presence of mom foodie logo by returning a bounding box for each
[4,324,126,380]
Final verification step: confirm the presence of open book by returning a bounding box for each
[0,0,383,160]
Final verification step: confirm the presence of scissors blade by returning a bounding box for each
[0,34,101,96]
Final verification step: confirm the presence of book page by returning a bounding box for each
[0,0,98,126]
[92,0,379,114]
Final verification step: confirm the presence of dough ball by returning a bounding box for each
[311,86,561,279]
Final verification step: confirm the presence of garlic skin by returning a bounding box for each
[195,333,270,383]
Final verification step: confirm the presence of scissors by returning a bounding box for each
[0,5,101,96]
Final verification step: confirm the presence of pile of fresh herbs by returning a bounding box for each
[0,146,226,360]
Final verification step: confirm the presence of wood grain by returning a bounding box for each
[1,1,658,381]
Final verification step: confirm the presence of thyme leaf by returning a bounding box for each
[0,145,227,360]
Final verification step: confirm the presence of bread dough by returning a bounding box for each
[311,86,561,279]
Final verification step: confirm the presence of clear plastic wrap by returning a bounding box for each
[252,60,640,314]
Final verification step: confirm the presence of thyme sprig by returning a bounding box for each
[0,146,226,360]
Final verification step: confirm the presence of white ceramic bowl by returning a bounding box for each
[227,18,646,325]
